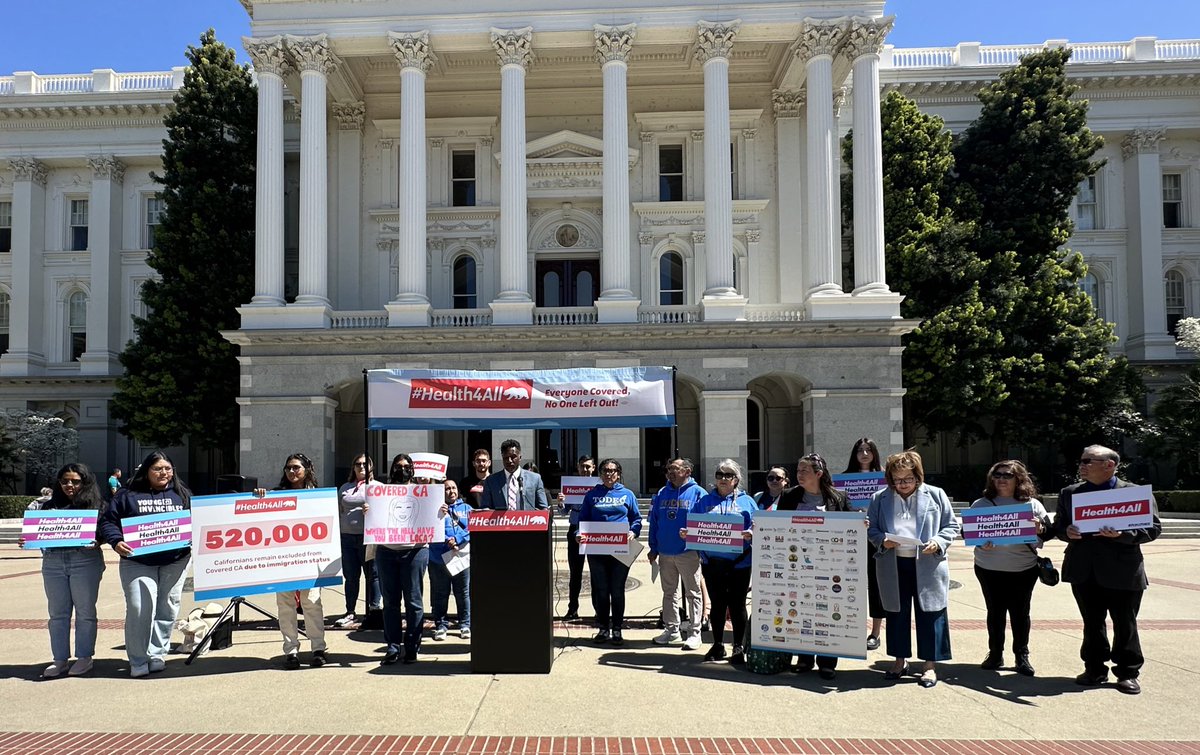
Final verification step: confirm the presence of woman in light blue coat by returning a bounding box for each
[867,450,960,688]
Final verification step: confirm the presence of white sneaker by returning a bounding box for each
[68,657,93,676]
[682,634,703,651]
[148,657,166,673]
[334,613,356,628]
[653,628,679,646]
[432,627,448,641]
[130,664,150,678]
[460,627,472,640]
[41,660,69,679]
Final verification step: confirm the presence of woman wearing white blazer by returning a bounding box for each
[867,450,961,688]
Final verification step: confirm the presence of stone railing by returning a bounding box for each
[884,37,1200,69]
[0,68,185,95]
[430,308,492,327]
[330,311,388,329]
[534,307,597,326]
[745,305,806,322]
[638,306,701,324]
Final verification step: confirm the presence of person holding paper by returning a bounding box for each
[753,466,789,511]
[685,458,756,665]
[778,453,851,680]
[970,460,1051,677]
[648,457,706,650]
[428,479,471,641]
[577,459,642,645]
[866,450,960,688]
[372,453,430,664]
[845,437,886,651]
[335,454,379,628]
[1054,445,1162,695]
[98,451,192,678]
[255,453,328,669]
[556,455,596,621]
[31,463,106,678]
[482,439,549,511]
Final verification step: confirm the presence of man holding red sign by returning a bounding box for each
[1053,445,1161,695]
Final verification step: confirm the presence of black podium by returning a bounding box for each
[468,510,554,673]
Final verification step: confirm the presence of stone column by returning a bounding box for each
[332,101,365,311]
[242,36,289,314]
[696,20,747,321]
[287,34,337,316]
[1122,127,1176,360]
[772,89,805,304]
[595,23,640,323]
[0,158,47,375]
[80,155,124,376]
[388,31,437,326]
[489,27,535,325]
[797,19,848,316]
[699,389,750,483]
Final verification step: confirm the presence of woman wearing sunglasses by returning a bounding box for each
[970,460,1050,676]
[867,450,960,688]
[753,466,789,511]
[334,453,380,628]
[577,459,642,645]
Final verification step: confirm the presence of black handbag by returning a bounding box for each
[1027,545,1059,586]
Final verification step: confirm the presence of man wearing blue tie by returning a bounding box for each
[482,439,549,511]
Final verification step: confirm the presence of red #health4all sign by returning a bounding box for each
[468,510,551,531]
[1071,484,1156,534]
[408,378,533,410]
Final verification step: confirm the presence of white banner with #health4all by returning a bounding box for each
[749,510,868,660]
[190,488,343,601]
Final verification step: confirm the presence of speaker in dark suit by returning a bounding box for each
[480,439,549,510]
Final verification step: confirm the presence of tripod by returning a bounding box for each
[184,595,306,664]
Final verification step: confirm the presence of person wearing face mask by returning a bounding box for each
[867,450,960,689]
[428,479,472,641]
[373,453,429,665]
[753,466,789,511]
[647,457,706,650]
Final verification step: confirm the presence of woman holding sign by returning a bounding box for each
[866,450,960,688]
[844,438,886,651]
[98,451,192,678]
[577,459,642,645]
[970,460,1050,676]
[335,454,379,628]
[31,463,106,678]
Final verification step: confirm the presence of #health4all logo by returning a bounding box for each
[408,378,534,410]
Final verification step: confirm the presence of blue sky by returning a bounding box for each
[2,0,1198,75]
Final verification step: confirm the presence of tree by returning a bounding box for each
[2,410,79,490]
[0,423,22,493]
[1151,318,1200,486]
[112,30,256,452]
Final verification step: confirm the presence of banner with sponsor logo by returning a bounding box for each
[578,521,630,555]
[684,512,745,554]
[190,489,342,601]
[1072,485,1156,534]
[559,476,599,508]
[366,367,675,430]
[22,510,99,549]
[960,503,1039,546]
[122,511,192,556]
[364,483,443,545]
[831,472,887,511]
[749,510,868,660]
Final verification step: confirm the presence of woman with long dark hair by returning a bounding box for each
[577,458,642,645]
[845,437,886,650]
[334,453,379,627]
[374,452,428,665]
[98,451,192,678]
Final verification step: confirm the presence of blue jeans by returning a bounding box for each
[42,547,105,661]
[340,533,379,614]
[119,555,191,668]
[428,555,470,630]
[587,554,630,630]
[886,556,952,661]
[375,546,428,656]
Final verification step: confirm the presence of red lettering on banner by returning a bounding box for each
[408,379,534,410]
[1076,500,1150,520]
[791,516,823,525]
[234,497,298,515]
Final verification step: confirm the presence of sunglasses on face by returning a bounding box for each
[353,462,368,468]
[991,471,1015,480]
[1078,458,1108,466]
[715,471,737,480]
[285,465,305,472]
[766,475,784,482]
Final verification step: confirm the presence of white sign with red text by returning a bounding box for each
[578,521,631,555]
[560,476,599,507]
[364,483,443,545]
[1072,485,1155,534]
[410,453,449,481]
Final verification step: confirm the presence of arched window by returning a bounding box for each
[0,291,9,354]
[452,254,477,310]
[746,397,763,473]
[575,268,594,307]
[1081,272,1101,318]
[1165,269,1187,334]
[68,291,87,361]
[659,251,684,305]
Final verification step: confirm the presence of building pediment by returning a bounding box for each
[495,129,638,198]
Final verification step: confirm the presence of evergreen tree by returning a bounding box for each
[112,30,256,451]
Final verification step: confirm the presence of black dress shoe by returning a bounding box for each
[593,628,611,644]
[883,663,909,680]
[729,646,745,665]
[703,643,726,662]
[980,651,1003,670]
[818,667,837,680]
[310,650,327,667]
[865,634,880,651]
[1116,678,1141,695]
[284,653,300,669]
[1014,654,1035,677]
[610,630,624,646]
[1075,669,1108,686]
[380,649,402,666]
[564,609,580,621]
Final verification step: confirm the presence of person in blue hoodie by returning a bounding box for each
[683,458,756,665]
[428,478,472,641]
[577,458,642,645]
[648,457,706,651]
[97,451,192,678]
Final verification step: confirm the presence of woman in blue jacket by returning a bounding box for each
[577,458,642,645]
[428,479,472,641]
[97,451,192,678]
[684,458,756,664]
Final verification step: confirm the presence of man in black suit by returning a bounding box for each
[1054,444,1161,695]
[481,438,549,511]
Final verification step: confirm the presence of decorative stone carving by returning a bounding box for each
[695,20,741,63]
[430,138,445,148]
[10,157,47,186]
[742,128,758,140]
[1122,127,1166,160]
[843,17,894,61]
[692,230,706,244]
[638,231,654,245]
[594,23,637,65]
[795,19,847,61]
[332,101,365,131]
[480,136,495,146]
[833,87,848,118]
[690,130,705,142]
[427,237,446,251]
[745,228,761,243]
[491,27,534,68]
[376,237,396,253]
[389,30,437,72]
[639,131,655,143]
[379,138,395,150]
[772,89,806,118]
[87,155,125,183]
[286,34,339,75]
[237,0,254,19]
[481,236,496,249]
[243,36,290,77]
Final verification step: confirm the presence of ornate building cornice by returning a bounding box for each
[772,89,806,119]
[388,30,437,72]
[796,18,848,61]
[1122,127,1167,159]
[843,16,894,61]
[594,23,637,65]
[243,36,291,77]
[87,154,125,183]
[286,34,339,76]
[9,157,47,185]
[332,101,365,131]
[694,20,741,64]
[491,27,534,69]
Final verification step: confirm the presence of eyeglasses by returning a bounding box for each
[148,466,173,474]
[285,465,305,472]
[893,476,917,485]
[59,478,83,487]
[991,471,1016,480]
[1078,458,1109,466]
[766,475,784,482]
[715,471,737,480]
[353,462,368,468]
[394,464,411,470]
[600,467,619,475]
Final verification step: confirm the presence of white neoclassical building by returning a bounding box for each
[0,0,1197,491]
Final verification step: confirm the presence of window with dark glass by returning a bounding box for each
[68,291,87,361]
[746,399,762,472]
[1163,174,1183,228]
[452,254,477,309]
[1165,269,1186,334]
[0,201,11,253]
[0,291,9,354]
[658,145,684,202]
[1076,176,1097,231]
[659,251,684,305]
[69,199,89,251]
[451,150,476,207]
[146,196,164,249]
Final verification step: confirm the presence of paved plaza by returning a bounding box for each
[1,526,1198,754]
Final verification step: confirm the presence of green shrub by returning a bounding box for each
[0,496,37,518]
[1155,490,1200,513]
